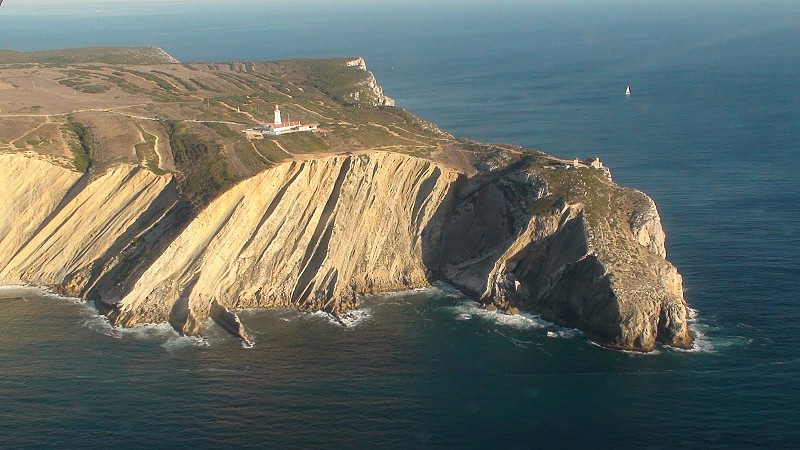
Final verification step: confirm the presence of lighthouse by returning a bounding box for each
[243,103,318,138]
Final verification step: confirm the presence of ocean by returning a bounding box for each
[1,1,799,448]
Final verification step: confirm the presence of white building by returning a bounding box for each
[243,104,318,139]
[587,157,604,169]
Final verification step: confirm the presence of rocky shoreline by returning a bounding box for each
[0,151,692,351]
[0,53,692,352]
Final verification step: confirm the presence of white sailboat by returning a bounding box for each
[625,85,632,96]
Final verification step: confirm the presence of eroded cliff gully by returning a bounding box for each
[0,152,693,351]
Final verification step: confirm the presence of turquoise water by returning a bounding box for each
[1,1,799,447]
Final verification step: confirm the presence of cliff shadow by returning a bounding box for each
[421,154,543,298]
[87,179,196,309]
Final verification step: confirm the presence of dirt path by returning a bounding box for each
[368,122,428,146]
[388,124,451,142]
[0,103,150,119]
[217,101,261,123]
[152,133,166,171]
[290,103,334,121]
[134,125,161,171]
[250,141,275,165]
[9,117,50,146]
[269,139,295,157]
[267,86,293,99]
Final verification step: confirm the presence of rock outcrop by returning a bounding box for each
[209,300,253,347]
[435,156,692,351]
[0,151,692,352]
[348,57,395,106]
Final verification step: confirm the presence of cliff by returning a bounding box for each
[346,57,396,106]
[0,151,691,351]
[109,153,456,333]
[0,155,178,295]
[0,52,692,351]
[436,156,692,350]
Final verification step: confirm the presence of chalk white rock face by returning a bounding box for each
[112,153,458,331]
[346,57,396,106]
[0,158,173,289]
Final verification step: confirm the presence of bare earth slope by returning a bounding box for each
[0,49,692,351]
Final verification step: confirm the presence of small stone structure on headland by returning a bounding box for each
[572,156,604,169]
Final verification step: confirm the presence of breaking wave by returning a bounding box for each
[71,300,213,351]
[665,308,751,354]
[306,308,372,328]
[448,300,582,337]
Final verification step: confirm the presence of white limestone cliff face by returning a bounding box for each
[362,71,396,106]
[347,57,395,106]
[346,57,368,71]
[110,153,457,333]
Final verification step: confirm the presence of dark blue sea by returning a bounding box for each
[1,1,799,448]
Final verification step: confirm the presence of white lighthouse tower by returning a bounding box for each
[273,104,282,125]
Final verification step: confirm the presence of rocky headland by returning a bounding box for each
[0,48,693,351]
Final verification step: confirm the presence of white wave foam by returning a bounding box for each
[429,281,467,297]
[668,329,715,353]
[647,306,711,353]
[338,308,371,327]
[769,357,800,366]
[111,320,212,352]
[667,307,718,353]
[369,286,431,299]
[547,329,580,338]
[75,303,212,350]
[0,285,78,301]
[161,334,210,353]
[1,285,214,351]
[368,282,465,301]
[663,307,750,354]
[305,308,372,328]
[493,329,537,348]
[78,305,123,339]
[449,301,582,339]
[451,301,545,329]
[588,340,662,356]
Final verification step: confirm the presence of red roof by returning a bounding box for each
[271,121,302,128]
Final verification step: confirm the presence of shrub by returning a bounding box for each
[167,121,236,205]
[62,121,93,172]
